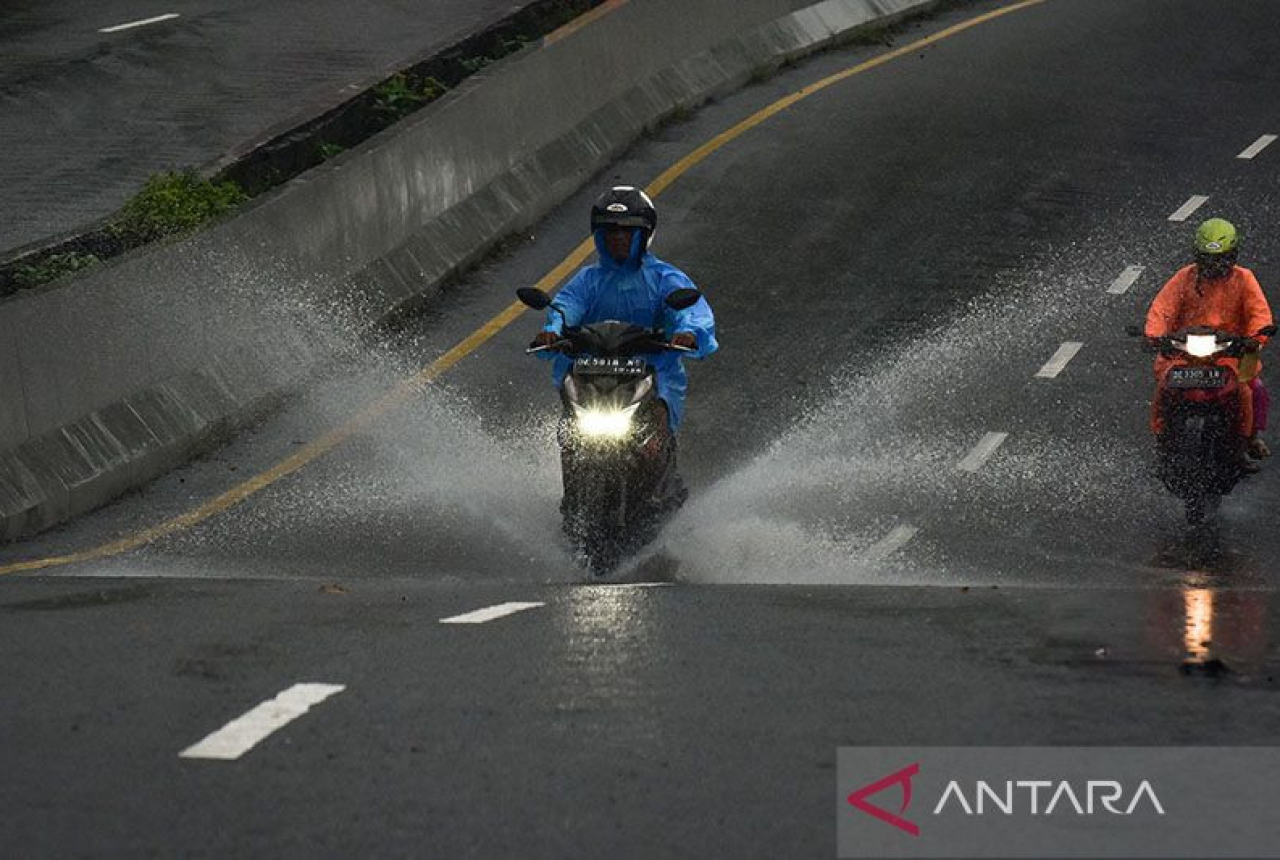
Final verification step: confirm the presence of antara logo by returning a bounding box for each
[847,763,921,836]
[933,780,1165,816]
[847,765,1166,837]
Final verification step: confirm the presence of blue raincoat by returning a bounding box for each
[540,231,717,431]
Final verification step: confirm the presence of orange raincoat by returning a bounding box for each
[1145,264,1273,435]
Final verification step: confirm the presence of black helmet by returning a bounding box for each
[590,186,657,250]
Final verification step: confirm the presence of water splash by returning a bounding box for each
[654,253,1174,586]
[154,350,575,578]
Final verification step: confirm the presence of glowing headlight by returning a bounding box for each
[1185,334,1218,357]
[574,403,640,438]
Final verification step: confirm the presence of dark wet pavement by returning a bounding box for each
[6,1,1280,854]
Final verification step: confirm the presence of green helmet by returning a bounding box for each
[1195,218,1239,255]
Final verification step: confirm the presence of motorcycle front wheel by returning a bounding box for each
[562,478,626,578]
[1184,492,1222,527]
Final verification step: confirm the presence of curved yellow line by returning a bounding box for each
[0,0,1045,576]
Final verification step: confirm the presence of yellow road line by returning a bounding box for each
[647,0,1045,196]
[0,0,1044,577]
[543,0,629,46]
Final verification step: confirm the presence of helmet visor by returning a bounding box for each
[592,214,652,230]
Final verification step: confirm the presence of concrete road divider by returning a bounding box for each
[0,0,938,540]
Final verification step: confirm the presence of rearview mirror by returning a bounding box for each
[665,288,702,311]
[1259,325,1278,338]
[516,287,552,310]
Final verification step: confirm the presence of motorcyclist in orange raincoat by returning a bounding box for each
[1145,218,1274,467]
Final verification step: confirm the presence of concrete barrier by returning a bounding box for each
[0,0,939,540]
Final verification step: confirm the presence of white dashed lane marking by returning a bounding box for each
[957,432,1009,473]
[591,582,674,589]
[1107,265,1145,295]
[440,601,545,624]
[179,683,345,761]
[1238,134,1277,160]
[99,13,181,33]
[863,526,919,563]
[1168,195,1209,222]
[1035,342,1084,379]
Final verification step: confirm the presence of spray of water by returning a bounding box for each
[650,250,1173,586]
[154,357,575,578]
[144,214,1191,586]
[143,246,580,579]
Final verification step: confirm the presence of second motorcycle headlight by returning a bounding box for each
[1184,334,1218,357]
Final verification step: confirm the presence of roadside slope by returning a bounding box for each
[0,0,530,252]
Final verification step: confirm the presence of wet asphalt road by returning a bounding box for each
[6,0,1280,856]
[0,0,528,252]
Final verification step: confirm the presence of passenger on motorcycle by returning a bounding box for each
[1145,218,1274,466]
[531,185,718,435]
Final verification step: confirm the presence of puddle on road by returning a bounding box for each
[1156,577,1272,679]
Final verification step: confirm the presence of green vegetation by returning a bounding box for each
[318,141,346,161]
[462,34,532,76]
[110,170,248,244]
[371,74,449,120]
[459,55,493,75]
[0,0,600,294]
[501,34,532,54]
[12,252,102,289]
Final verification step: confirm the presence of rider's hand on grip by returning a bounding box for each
[531,331,561,350]
[670,332,697,351]
[1243,337,1262,353]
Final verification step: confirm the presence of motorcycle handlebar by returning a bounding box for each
[525,340,573,355]
[525,338,693,356]
[1130,334,1262,358]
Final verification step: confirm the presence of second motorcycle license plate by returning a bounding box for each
[1167,367,1228,389]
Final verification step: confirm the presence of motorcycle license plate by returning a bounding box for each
[574,357,646,377]
[1167,367,1228,389]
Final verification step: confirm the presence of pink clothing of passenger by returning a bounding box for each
[1251,378,1270,432]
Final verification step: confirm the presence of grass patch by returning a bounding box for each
[110,171,248,245]
[12,252,101,289]
[0,0,602,297]
[460,55,494,75]
[371,74,450,121]
[2,0,982,297]
[317,141,346,161]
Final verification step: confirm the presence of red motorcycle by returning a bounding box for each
[1132,324,1275,524]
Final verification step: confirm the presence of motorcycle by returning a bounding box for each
[1129,324,1275,525]
[519,286,701,575]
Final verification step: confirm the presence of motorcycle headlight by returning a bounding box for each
[1184,334,1218,357]
[573,403,641,438]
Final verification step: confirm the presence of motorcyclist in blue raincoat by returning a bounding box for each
[531,186,718,434]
